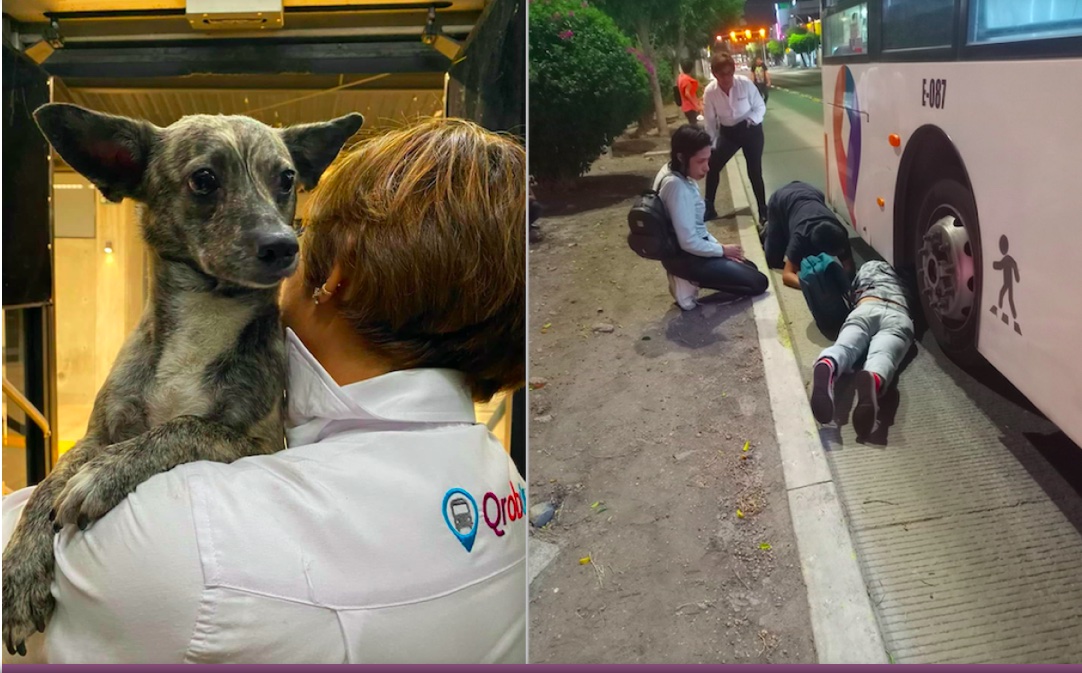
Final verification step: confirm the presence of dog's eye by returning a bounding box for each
[279,169,296,194]
[188,169,219,195]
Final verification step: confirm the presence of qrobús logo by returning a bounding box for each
[832,65,861,224]
[443,482,526,552]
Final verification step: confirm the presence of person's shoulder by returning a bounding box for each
[703,79,718,93]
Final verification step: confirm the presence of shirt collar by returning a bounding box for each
[284,328,478,443]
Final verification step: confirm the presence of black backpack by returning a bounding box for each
[673,84,682,106]
[627,177,681,261]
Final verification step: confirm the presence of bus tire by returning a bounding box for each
[913,178,983,366]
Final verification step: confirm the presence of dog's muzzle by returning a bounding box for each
[253,231,299,281]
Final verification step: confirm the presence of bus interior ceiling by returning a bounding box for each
[3,0,485,132]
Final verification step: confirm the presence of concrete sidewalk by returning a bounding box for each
[527,131,818,664]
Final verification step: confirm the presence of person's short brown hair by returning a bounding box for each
[302,117,526,401]
[711,52,736,76]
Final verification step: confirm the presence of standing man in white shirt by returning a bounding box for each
[702,52,768,226]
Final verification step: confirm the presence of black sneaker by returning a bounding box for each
[704,207,719,221]
[852,370,880,437]
[810,358,835,424]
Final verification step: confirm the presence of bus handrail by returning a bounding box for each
[823,99,870,122]
[2,377,51,439]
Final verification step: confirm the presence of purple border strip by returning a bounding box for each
[3,666,1081,670]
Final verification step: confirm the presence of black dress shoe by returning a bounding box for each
[704,207,719,221]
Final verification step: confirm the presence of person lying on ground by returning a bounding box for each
[810,260,913,437]
[762,180,854,289]
[655,124,768,310]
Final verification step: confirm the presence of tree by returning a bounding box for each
[787,31,819,67]
[766,38,786,64]
[671,0,744,62]
[594,0,673,136]
[529,0,650,182]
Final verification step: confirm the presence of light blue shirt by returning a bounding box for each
[653,163,726,258]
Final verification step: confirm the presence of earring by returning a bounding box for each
[311,282,336,305]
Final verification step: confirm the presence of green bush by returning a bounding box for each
[529,0,650,182]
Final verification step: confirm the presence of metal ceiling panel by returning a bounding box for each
[65,86,444,130]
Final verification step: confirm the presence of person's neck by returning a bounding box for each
[295,318,399,387]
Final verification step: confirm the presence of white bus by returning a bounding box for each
[819,0,1082,447]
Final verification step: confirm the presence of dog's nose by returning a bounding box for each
[255,233,299,269]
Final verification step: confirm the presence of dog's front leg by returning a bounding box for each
[51,415,279,530]
[2,439,105,655]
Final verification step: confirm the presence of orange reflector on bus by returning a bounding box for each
[877,197,885,208]
[888,134,901,147]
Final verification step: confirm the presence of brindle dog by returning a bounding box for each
[2,103,364,655]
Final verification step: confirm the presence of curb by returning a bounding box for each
[724,161,888,664]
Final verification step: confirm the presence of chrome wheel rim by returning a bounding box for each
[918,209,975,325]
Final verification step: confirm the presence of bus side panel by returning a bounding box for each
[960,61,1082,442]
[823,59,1082,447]
[822,64,900,264]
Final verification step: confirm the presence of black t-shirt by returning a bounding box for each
[771,181,850,266]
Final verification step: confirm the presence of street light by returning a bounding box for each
[744,29,752,39]
[730,30,738,41]
[759,28,766,39]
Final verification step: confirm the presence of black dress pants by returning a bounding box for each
[705,121,768,222]
[662,252,768,297]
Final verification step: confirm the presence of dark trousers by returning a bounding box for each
[705,122,768,222]
[755,82,769,103]
[662,253,768,297]
[762,190,789,269]
[684,109,699,124]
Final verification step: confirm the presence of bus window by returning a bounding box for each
[969,0,1082,44]
[883,0,955,51]
[824,3,868,57]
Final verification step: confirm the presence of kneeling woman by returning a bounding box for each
[656,125,768,309]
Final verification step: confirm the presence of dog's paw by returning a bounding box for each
[52,454,131,530]
[2,550,55,656]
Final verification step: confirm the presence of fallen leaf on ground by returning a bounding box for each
[759,542,772,551]
[736,509,745,519]
[742,440,750,452]
[579,556,592,565]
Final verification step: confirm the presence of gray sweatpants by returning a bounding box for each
[818,301,914,386]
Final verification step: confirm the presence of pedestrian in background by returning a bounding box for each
[751,56,771,103]
[702,52,768,226]
[677,59,703,125]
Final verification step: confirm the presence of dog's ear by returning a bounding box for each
[280,113,365,190]
[34,103,158,203]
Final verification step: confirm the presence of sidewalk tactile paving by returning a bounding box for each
[797,310,1082,663]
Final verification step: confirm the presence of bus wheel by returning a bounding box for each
[914,178,982,365]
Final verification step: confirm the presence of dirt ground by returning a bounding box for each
[527,125,817,664]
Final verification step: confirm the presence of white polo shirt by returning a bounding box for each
[2,329,526,664]
[703,75,766,144]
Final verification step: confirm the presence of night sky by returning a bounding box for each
[743,0,780,27]
[743,0,818,28]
